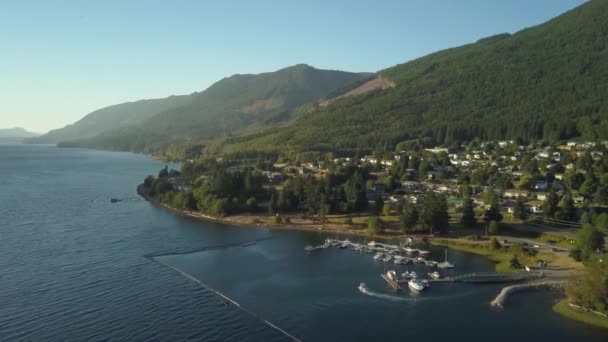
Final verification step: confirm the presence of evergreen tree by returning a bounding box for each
[318,194,329,224]
[579,172,598,197]
[460,195,476,227]
[420,192,449,234]
[367,216,383,235]
[400,205,419,232]
[269,191,278,214]
[382,203,391,216]
[513,197,528,220]
[593,185,608,205]
[488,220,500,235]
[561,192,577,222]
[483,196,503,223]
[374,197,384,215]
[543,187,559,218]
[570,224,604,261]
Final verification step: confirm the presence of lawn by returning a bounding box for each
[553,299,608,330]
[431,238,540,273]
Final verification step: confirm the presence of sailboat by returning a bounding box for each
[437,249,455,269]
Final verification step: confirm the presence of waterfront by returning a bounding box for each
[0,144,605,341]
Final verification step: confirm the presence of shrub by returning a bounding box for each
[490,237,501,250]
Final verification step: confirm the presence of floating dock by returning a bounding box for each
[429,272,544,284]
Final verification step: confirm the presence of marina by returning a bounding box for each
[304,238,438,267]
[305,238,548,299]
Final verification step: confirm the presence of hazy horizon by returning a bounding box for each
[0,0,585,133]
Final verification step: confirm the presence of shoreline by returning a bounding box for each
[553,299,608,329]
[137,184,608,328]
[136,184,406,241]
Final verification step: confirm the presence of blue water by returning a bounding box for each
[0,144,606,341]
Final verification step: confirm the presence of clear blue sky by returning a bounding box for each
[0,0,586,133]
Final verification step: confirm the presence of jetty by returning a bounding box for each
[490,280,568,308]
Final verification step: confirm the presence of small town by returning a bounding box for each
[150,139,608,235]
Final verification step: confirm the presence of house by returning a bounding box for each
[525,201,543,214]
[573,195,585,204]
[360,156,378,164]
[504,189,530,198]
[401,181,420,190]
[169,177,193,192]
[536,152,550,159]
[535,192,548,201]
[591,151,604,159]
[425,147,449,154]
[283,166,312,175]
[554,173,564,181]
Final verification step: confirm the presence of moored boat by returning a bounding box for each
[408,279,425,292]
[403,247,417,254]
[428,271,441,279]
[437,249,455,269]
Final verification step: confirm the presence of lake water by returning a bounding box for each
[0,144,605,341]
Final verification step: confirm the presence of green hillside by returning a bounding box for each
[54,64,369,153]
[215,0,608,156]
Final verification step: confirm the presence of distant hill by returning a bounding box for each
[214,0,608,155]
[0,127,39,138]
[0,127,39,142]
[26,95,194,144]
[41,64,369,154]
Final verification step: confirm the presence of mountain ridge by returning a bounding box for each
[37,65,369,153]
[212,0,608,156]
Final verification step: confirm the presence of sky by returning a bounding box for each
[0,0,587,133]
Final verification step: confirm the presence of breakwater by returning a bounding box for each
[490,280,568,308]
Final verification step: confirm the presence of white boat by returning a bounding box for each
[401,271,411,279]
[428,271,441,279]
[368,241,376,247]
[437,249,455,269]
[408,279,425,292]
[410,271,418,279]
[418,250,430,257]
[358,282,368,293]
[426,260,438,268]
[373,253,384,260]
[403,247,417,254]
[386,270,398,281]
[383,255,393,262]
[415,257,426,264]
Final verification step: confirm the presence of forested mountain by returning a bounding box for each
[27,95,194,144]
[41,65,369,153]
[214,0,608,156]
